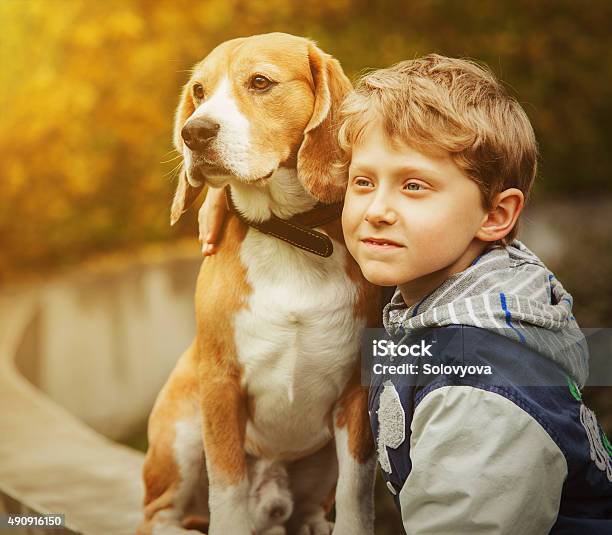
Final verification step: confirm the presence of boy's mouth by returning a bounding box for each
[361,237,404,249]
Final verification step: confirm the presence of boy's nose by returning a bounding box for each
[365,198,398,225]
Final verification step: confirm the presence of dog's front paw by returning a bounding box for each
[251,492,292,533]
[331,520,374,535]
[147,524,207,535]
[296,519,333,535]
[248,459,293,534]
[260,527,286,535]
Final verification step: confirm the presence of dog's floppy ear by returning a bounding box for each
[170,168,204,226]
[170,80,204,225]
[297,42,353,204]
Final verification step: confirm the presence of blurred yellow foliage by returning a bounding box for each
[0,0,611,282]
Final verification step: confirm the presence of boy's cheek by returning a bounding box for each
[340,217,364,267]
[340,206,356,245]
[341,193,364,233]
[342,229,360,263]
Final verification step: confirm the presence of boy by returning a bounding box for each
[338,54,611,534]
[197,55,612,533]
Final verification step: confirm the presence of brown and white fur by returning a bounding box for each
[138,33,381,535]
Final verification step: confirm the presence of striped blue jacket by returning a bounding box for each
[369,325,612,534]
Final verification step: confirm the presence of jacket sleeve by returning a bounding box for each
[398,385,567,535]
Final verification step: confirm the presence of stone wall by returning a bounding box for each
[0,247,201,534]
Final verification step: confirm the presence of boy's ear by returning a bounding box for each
[297,42,353,204]
[476,188,525,242]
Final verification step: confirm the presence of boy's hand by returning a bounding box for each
[198,186,227,256]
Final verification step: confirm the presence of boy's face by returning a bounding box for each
[342,121,488,300]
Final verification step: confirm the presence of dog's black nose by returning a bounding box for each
[181,118,220,151]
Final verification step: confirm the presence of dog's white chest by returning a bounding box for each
[234,230,364,457]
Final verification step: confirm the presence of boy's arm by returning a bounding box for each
[399,385,566,534]
[198,186,227,256]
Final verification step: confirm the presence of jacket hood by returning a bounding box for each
[383,240,589,387]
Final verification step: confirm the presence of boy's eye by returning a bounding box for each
[404,181,424,191]
[354,177,373,188]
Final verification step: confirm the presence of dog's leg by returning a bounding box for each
[285,441,337,535]
[200,370,252,535]
[137,345,208,535]
[330,369,376,535]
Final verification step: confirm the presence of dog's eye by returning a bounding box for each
[193,83,205,100]
[250,75,273,91]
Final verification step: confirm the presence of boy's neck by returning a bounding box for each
[398,240,488,308]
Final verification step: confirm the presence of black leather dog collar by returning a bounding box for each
[224,186,342,258]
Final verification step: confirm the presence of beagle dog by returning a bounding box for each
[138,33,381,535]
